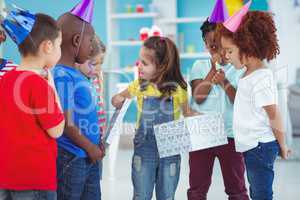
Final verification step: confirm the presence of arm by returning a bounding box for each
[182,101,201,117]
[47,120,65,139]
[221,78,237,104]
[111,88,131,109]
[263,104,291,159]
[63,111,104,163]
[191,68,216,104]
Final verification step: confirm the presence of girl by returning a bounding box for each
[112,36,196,200]
[217,11,291,200]
[188,18,249,200]
[77,35,107,134]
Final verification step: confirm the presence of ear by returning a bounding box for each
[72,33,81,48]
[40,40,54,55]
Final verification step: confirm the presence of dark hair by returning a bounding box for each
[91,35,106,58]
[142,36,187,96]
[200,18,217,41]
[216,11,279,61]
[18,13,60,56]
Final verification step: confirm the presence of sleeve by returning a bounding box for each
[52,70,74,111]
[189,60,208,83]
[226,67,245,89]
[31,76,64,130]
[253,72,277,108]
[128,80,140,97]
[177,86,188,105]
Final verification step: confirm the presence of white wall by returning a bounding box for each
[270,0,300,86]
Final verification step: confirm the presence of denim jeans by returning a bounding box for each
[132,96,181,200]
[243,141,280,200]
[0,190,56,200]
[187,138,249,200]
[56,148,101,200]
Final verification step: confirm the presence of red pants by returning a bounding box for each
[187,138,249,200]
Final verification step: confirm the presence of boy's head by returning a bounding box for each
[200,18,228,65]
[217,11,280,69]
[57,13,95,65]
[77,35,105,78]
[17,13,62,68]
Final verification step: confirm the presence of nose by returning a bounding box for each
[224,51,230,60]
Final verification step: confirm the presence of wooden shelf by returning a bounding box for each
[160,17,207,24]
[180,52,210,59]
[111,40,143,47]
[111,12,158,19]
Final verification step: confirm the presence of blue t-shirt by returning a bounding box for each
[189,59,244,138]
[52,65,101,157]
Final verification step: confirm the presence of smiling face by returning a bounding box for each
[137,46,157,81]
[221,36,245,69]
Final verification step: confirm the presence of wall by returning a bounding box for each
[2,0,107,63]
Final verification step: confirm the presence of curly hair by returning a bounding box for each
[141,36,187,97]
[200,18,217,41]
[216,11,280,61]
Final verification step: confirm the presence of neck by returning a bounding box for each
[244,57,265,76]
[58,46,76,67]
[19,55,45,70]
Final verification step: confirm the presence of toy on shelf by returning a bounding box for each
[136,4,144,13]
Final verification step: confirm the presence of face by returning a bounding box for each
[221,36,244,69]
[77,53,104,78]
[138,47,157,81]
[44,31,62,69]
[204,31,228,66]
[76,24,95,64]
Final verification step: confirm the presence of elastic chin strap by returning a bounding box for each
[75,21,86,63]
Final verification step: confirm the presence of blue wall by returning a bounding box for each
[2,0,268,64]
[3,0,107,63]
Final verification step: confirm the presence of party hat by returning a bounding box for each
[223,0,252,32]
[70,0,94,23]
[0,5,36,45]
[209,0,229,23]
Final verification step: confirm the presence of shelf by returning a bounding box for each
[102,67,136,74]
[180,52,210,59]
[160,17,207,24]
[111,12,158,19]
[111,40,143,47]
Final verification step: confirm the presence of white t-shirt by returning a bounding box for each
[233,68,277,152]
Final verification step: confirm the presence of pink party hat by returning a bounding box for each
[223,0,252,32]
[209,0,229,23]
[70,0,94,23]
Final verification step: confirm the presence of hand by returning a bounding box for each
[87,144,105,164]
[99,142,106,158]
[212,70,225,85]
[279,145,291,160]
[112,94,125,109]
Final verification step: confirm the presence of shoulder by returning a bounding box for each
[192,59,210,70]
[173,85,188,99]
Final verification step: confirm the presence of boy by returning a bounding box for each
[52,1,104,199]
[187,18,249,200]
[0,8,65,200]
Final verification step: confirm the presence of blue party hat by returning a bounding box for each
[0,5,36,45]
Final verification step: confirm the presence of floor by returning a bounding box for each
[101,146,300,200]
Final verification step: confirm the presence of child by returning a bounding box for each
[112,36,196,200]
[76,35,107,134]
[0,30,17,75]
[0,9,65,200]
[52,1,104,199]
[217,10,291,200]
[188,18,249,200]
